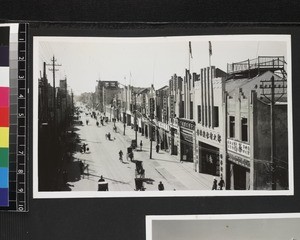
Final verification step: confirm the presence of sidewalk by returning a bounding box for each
[114,121,217,191]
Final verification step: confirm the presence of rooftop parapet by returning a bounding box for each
[227,56,286,79]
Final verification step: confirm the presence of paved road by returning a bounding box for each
[66,110,217,192]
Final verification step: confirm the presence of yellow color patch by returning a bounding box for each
[0,127,9,148]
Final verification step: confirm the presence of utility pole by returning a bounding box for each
[149,86,155,159]
[134,91,138,147]
[47,55,61,134]
[261,59,287,190]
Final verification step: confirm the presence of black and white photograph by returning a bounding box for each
[33,35,293,198]
[147,213,300,240]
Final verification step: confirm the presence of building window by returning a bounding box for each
[229,116,235,138]
[213,106,219,127]
[197,105,201,123]
[241,118,248,142]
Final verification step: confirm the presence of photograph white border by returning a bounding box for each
[33,34,293,198]
[146,213,300,240]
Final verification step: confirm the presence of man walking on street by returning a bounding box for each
[156,144,159,153]
[218,177,225,190]
[212,177,218,190]
[129,151,134,162]
[119,150,124,163]
[140,140,143,151]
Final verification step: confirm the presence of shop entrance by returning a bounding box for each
[199,142,220,176]
[226,161,250,190]
[180,131,193,162]
[233,164,249,190]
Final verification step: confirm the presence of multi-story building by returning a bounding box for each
[224,56,288,190]
[168,74,183,157]
[177,69,196,163]
[155,85,170,151]
[95,80,120,117]
[194,66,227,176]
[114,56,288,191]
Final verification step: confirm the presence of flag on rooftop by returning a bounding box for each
[189,41,193,59]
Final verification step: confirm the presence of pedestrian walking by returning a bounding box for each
[119,150,124,162]
[86,119,89,125]
[82,143,87,153]
[79,161,84,175]
[218,177,225,190]
[96,121,99,127]
[156,144,159,153]
[129,151,134,162]
[212,177,218,190]
[140,140,143,151]
[158,181,164,191]
[108,132,111,140]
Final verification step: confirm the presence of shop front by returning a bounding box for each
[226,153,250,190]
[199,142,220,176]
[126,113,131,126]
[178,119,195,163]
[157,121,170,151]
[226,139,251,190]
[138,118,142,133]
[169,118,179,156]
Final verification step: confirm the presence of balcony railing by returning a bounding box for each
[227,56,285,75]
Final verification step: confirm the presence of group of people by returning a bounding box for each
[212,177,225,190]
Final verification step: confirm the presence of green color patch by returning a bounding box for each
[0,148,8,168]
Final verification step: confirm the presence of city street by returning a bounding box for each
[64,107,217,192]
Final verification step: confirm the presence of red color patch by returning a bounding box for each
[0,87,9,107]
[0,107,9,127]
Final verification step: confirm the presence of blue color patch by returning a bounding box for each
[0,167,8,188]
[0,188,9,206]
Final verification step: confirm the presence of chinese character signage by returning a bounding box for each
[227,139,250,158]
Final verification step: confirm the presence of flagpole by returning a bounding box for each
[209,41,214,129]
[187,42,192,119]
[188,41,192,119]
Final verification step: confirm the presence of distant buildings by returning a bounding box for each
[94,56,288,190]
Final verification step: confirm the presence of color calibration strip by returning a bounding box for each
[16,23,27,212]
[0,26,10,207]
[0,23,28,212]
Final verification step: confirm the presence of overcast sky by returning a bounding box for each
[152,218,300,240]
[34,35,289,95]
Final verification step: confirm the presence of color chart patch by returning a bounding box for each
[0,27,10,207]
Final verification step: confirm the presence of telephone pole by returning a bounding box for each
[261,59,287,190]
[47,55,61,133]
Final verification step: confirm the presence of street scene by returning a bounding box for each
[149,214,300,240]
[34,35,291,194]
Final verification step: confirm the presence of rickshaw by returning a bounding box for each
[134,178,145,191]
[135,160,145,178]
[98,181,109,191]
